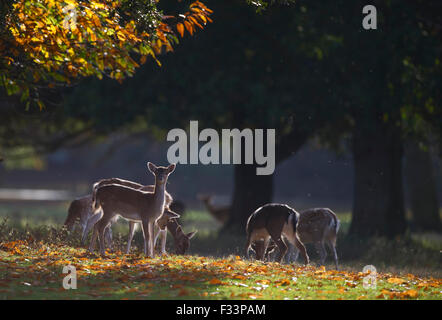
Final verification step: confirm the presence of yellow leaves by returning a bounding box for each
[3,0,214,107]
[402,289,419,298]
[209,278,226,285]
[176,23,184,38]
[116,30,126,41]
[380,289,419,299]
[387,277,406,285]
[274,279,291,286]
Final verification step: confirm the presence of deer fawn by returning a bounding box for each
[198,194,230,224]
[89,162,176,257]
[245,203,309,265]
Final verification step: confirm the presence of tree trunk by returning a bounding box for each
[404,140,441,232]
[349,123,407,238]
[224,163,274,234]
[222,128,308,234]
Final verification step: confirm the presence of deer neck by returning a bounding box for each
[152,178,166,214]
[167,219,180,238]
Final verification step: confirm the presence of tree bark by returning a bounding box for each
[404,140,441,232]
[349,123,407,238]
[223,129,308,234]
[224,163,274,234]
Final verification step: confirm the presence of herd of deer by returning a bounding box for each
[64,162,340,268]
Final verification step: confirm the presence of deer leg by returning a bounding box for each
[271,237,287,263]
[97,220,108,257]
[126,221,136,254]
[105,226,113,251]
[148,222,154,257]
[141,221,149,256]
[245,234,253,260]
[291,247,300,264]
[88,225,98,252]
[141,220,154,257]
[293,235,310,265]
[285,242,295,264]
[157,229,167,255]
[327,241,339,270]
[82,210,102,245]
[315,242,327,266]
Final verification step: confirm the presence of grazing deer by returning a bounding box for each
[292,208,340,269]
[198,195,230,224]
[245,203,309,265]
[64,195,93,234]
[89,162,176,257]
[167,219,197,254]
[257,208,340,269]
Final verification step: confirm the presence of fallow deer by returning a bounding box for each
[245,203,309,265]
[89,162,175,257]
[198,194,230,224]
[292,208,340,268]
[257,208,340,269]
[82,177,173,244]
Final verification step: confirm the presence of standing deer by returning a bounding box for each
[82,177,174,245]
[245,203,309,265]
[89,162,175,257]
[257,208,340,269]
[64,177,173,245]
[198,195,230,224]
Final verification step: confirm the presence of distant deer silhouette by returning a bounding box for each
[198,194,230,224]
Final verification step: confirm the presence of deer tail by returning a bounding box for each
[327,209,340,236]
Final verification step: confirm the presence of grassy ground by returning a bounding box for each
[0,203,441,299]
[0,241,440,300]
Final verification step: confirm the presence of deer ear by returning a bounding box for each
[147,162,157,173]
[186,230,197,239]
[167,163,176,174]
[165,210,180,219]
[175,225,183,234]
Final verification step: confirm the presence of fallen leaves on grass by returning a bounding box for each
[0,240,440,300]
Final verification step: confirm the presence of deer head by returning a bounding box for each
[147,162,176,185]
[173,225,197,255]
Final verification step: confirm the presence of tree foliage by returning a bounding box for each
[0,0,213,109]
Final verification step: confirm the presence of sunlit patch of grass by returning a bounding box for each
[0,241,440,300]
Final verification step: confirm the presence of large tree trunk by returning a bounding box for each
[223,129,308,234]
[349,123,407,238]
[404,140,441,232]
[224,164,274,234]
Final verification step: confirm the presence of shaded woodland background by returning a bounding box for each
[1,0,441,249]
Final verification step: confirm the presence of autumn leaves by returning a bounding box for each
[1,0,213,109]
[175,1,213,38]
[0,240,440,299]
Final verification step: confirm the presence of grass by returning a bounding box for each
[0,203,441,299]
[0,242,440,300]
